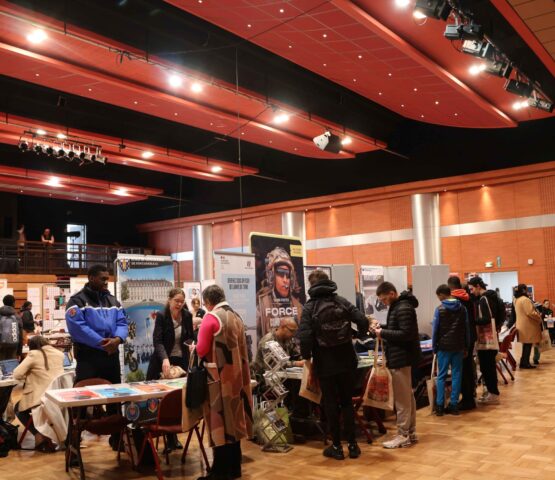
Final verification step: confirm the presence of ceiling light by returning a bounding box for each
[378,92,383,95]
[413,10,427,19]
[191,82,203,93]
[141,151,154,159]
[484,60,512,78]
[454,113,458,116]
[27,29,47,44]
[168,74,182,88]
[313,131,342,153]
[435,100,439,105]
[57,133,67,139]
[395,0,411,7]
[114,187,128,196]
[512,100,528,111]
[444,22,483,41]
[288,45,292,49]
[505,79,533,98]
[46,176,61,187]
[88,88,92,92]
[34,145,43,154]
[414,0,451,20]
[322,33,328,38]
[413,87,418,91]
[273,112,290,124]
[358,54,363,59]
[279,8,284,13]
[211,166,223,173]
[527,96,553,113]
[469,63,486,75]
[36,129,46,135]
[341,136,352,146]
[247,24,252,28]
[133,101,138,105]
[18,141,29,152]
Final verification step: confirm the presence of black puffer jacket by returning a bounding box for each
[299,280,369,377]
[380,292,422,369]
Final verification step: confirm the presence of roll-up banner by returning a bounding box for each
[249,233,305,342]
[115,255,174,382]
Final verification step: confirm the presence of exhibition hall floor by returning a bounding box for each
[2,351,555,480]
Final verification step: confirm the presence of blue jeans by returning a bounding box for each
[436,351,464,407]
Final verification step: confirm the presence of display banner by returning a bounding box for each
[303,265,332,299]
[214,251,257,357]
[360,265,388,323]
[250,233,305,340]
[183,282,202,311]
[115,255,174,382]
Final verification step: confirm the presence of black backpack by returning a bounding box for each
[0,313,20,348]
[0,421,19,457]
[313,297,352,347]
[484,291,506,331]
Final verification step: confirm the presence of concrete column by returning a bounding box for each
[281,211,306,260]
[411,193,442,265]
[193,224,213,281]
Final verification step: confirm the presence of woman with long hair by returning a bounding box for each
[146,288,194,451]
[13,336,64,452]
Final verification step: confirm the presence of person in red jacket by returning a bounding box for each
[448,276,477,410]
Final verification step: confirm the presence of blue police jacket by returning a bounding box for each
[65,284,128,350]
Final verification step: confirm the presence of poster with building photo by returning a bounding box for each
[115,255,175,382]
[303,265,332,299]
[183,282,202,311]
[250,233,305,341]
[360,265,388,323]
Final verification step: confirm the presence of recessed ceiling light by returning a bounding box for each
[133,101,138,105]
[413,87,418,92]
[413,10,427,19]
[36,129,46,135]
[49,194,52,197]
[142,151,154,159]
[512,100,528,110]
[191,82,203,93]
[20,190,23,193]
[353,78,357,82]
[88,88,92,92]
[211,166,223,173]
[421,114,425,118]
[358,54,363,59]
[388,73,392,77]
[323,63,327,67]
[395,0,411,7]
[401,104,405,107]
[35,73,40,77]
[378,92,383,96]
[435,100,439,105]
[168,74,182,88]
[115,187,128,196]
[469,63,486,75]
[100,199,104,203]
[454,113,458,116]
[341,136,352,146]
[294,147,298,151]
[273,112,290,124]
[46,176,61,187]
[322,33,327,38]
[288,45,292,49]
[27,29,47,44]
[57,133,67,139]
[174,112,178,116]
[247,24,252,28]
[76,196,79,200]
[198,0,203,3]
[210,122,214,126]
[269,140,273,144]
[279,8,284,13]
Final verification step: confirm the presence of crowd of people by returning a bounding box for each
[0,264,553,479]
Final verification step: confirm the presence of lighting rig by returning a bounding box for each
[410,0,553,113]
[17,130,108,166]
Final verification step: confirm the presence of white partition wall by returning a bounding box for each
[412,264,450,336]
[384,266,408,292]
[331,264,356,305]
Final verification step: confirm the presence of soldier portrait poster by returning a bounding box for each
[115,254,175,382]
[249,232,305,341]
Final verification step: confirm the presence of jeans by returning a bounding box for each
[436,351,464,407]
[212,441,242,477]
[520,343,533,367]
[319,371,356,445]
[390,366,416,436]
[477,350,499,395]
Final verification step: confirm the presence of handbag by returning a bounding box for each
[538,323,552,353]
[299,359,321,404]
[426,354,438,414]
[476,298,500,351]
[363,338,394,411]
[185,351,207,409]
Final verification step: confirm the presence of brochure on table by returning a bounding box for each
[115,254,175,383]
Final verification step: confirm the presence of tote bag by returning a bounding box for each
[538,323,552,353]
[476,298,500,351]
[426,354,438,414]
[363,338,394,411]
[299,360,321,404]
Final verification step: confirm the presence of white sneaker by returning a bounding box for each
[478,393,500,405]
[382,435,412,449]
[409,433,418,444]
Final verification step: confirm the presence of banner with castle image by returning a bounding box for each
[115,255,175,382]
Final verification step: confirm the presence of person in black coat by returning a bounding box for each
[147,288,194,381]
[372,282,421,449]
[20,301,35,334]
[299,271,368,461]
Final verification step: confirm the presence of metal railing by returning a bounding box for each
[0,240,147,274]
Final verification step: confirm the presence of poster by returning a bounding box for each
[360,265,388,323]
[250,233,305,340]
[43,285,67,331]
[303,265,332,299]
[214,251,257,354]
[26,286,42,319]
[183,281,202,311]
[115,255,174,382]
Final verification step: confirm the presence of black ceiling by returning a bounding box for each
[1,0,554,238]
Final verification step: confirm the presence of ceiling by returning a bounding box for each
[0,0,553,233]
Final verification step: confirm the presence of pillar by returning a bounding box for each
[281,211,306,261]
[411,193,442,265]
[193,224,213,281]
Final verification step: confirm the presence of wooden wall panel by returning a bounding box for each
[513,179,542,218]
[457,185,516,224]
[311,246,354,265]
[314,206,353,239]
[441,237,462,273]
[306,211,316,240]
[390,196,412,230]
[178,261,193,282]
[459,231,519,271]
[351,199,392,235]
[440,192,460,226]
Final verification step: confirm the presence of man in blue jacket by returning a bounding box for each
[66,264,128,385]
[432,284,469,416]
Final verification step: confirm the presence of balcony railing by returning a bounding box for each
[0,240,147,274]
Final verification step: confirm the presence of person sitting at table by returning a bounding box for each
[252,317,304,377]
[146,287,194,451]
[13,335,64,452]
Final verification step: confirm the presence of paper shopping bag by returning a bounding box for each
[363,338,394,411]
[299,360,321,404]
[538,327,552,353]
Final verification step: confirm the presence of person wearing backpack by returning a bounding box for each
[432,285,469,416]
[0,295,23,361]
[467,277,500,404]
[298,270,368,461]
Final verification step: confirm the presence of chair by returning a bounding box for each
[138,389,209,480]
[497,327,517,384]
[65,378,132,480]
[17,415,34,448]
[351,369,387,444]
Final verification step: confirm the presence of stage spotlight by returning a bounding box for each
[444,22,483,41]
[468,63,486,76]
[45,146,54,156]
[528,97,553,113]
[34,144,43,154]
[27,29,47,44]
[461,40,483,56]
[484,60,512,78]
[414,0,451,20]
[341,136,352,146]
[395,0,410,7]
[168,75,182,88]
[18,141,29,152]
[273,112,290,124]
[505,79,533,98]
[67,150,75,160]
[211,165,223,173]
[313,131,342,154]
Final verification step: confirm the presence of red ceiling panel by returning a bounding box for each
[166,0,553,127]
[0,3,385,161]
